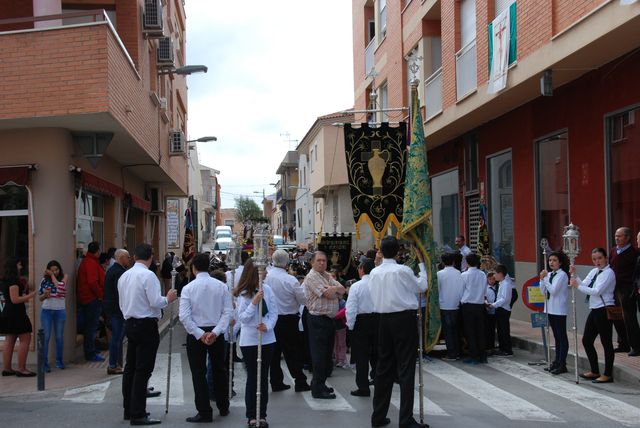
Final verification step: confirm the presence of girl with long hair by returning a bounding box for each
[38,260,68,372]
[234,260,279,428]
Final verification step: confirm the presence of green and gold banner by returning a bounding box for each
[343,123,407,245]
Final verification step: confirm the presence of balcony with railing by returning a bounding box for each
[365,38,376,76]
[424,68,443,120]
[455,40,477,100]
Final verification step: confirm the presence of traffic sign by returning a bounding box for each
[521,276,545,312]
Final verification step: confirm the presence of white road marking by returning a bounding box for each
[147,353,184,406]
[390,386,450,417]
[63,381,111,403]
[230,362,247,408]
[284,368,355,412]
[423,359,563,422]
[489,358,640,427]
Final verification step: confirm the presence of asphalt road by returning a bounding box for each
[1,324,639,428]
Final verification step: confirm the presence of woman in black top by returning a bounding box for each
[0,259,37,377]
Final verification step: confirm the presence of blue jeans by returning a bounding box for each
[40,308,66,367]
[80,299,102,359]
[108,314,125,368]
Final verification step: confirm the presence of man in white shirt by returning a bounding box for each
[179,253,233,423]
[460,253,488,364]
[118,243,177,426]
[369,236,428,428]
[437,253,463,360]
[266,249,310,393]
[345,258,377,397]
[455,236,472,271]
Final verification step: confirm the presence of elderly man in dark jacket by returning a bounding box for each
[104,249,130,374]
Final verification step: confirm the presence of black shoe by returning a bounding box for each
[323,386,334,393]
[400,423,429,428]
[628,349,640,357]
[544,362,558,372]
[295,383,311,392]
[614,347,631,353]
[219,408,230,417]
[311,391,336,399]
[371,417,391,427]
[146,390,161,398]
[550,366,568,375]
[271,383,291,392]
[351,389,370,397]
[124,412,150,421]
[186,413,213,423]
[130,416,161,426]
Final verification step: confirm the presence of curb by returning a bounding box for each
[512,335,640,384]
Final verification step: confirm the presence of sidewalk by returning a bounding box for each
[0,300,179,398]
[510,318,640,384]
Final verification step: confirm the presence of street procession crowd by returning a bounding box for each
[1,226,640,427]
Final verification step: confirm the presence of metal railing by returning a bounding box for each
[424,67,443,120]
[364,38,375,77]
[455,40,477,100]
[0,9,106,31]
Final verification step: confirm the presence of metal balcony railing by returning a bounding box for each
[424,67,443,120]
[455,40,477,100]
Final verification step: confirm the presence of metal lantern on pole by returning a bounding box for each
[227,234,240,399]
[252,223,270,426]
[562,223,581,384]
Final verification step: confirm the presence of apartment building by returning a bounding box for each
[0,0,191,360]
[274,151,299,241]
[353,0,640,323]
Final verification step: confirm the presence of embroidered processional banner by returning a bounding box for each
[317,233,353,275]
[343,122,407,245]
[487,8,510,94]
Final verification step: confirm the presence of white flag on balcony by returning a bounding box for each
[620,0,637,5]
[488,9,510,94]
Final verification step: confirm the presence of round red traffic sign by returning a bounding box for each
[521,276,545,312]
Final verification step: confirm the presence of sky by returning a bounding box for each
[183,1,355,208]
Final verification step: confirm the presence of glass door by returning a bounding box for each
[488,151,514,276]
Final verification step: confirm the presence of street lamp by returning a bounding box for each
[187,136,217,150]
[159,65,209,76]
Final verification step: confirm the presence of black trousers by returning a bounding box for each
[495,308,512,353]
[186,327,229,415]
[486,313,497,350]
[583,307,615,377]
[242,343,274,420]
[462,303,486,361]
[352,313,379,391]
[269,314,308,387]
[440,309,461,358]
[122,318,160,419]
[372,310,418,427]
[307,314,335,395]
[612,289,640,351]
[548,314,569,366]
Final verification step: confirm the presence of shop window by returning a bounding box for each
[0,185,29,270]
[76,192,104,251]
[536,132,569,255]
[488,151,514,276]
[431,169,459,251]
[608,107,640,234]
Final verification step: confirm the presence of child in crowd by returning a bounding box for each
[484,272,498,354]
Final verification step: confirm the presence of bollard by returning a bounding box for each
[37,328,45,391]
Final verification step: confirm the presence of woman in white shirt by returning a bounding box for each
[570,247,616,383]
[234,260,279,428]
[539,252,569,375]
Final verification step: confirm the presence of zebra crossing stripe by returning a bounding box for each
[423,359,563,422]
[63,381,111,403]
[390,386,450,417]
[147,353,184,406]
[489,358,640,427]
[230,363,247,408]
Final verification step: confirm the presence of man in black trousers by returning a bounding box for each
[345,258,378,397]
[368,236,429,428]
[610,227,640,356]
[179,253,233,422]
[118,244,177,426]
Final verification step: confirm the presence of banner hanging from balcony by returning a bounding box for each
[343,122,407,245]
[317,233,353,277]
[487,6,511,94]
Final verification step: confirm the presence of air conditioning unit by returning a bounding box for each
[143,0,164,37]
[149,187,164,213]
[159,97,167,110]
[157,37,174,67]
[169,130,185,155]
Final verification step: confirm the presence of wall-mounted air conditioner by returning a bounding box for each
[169,130,185,155]
[157,37,174,67]
[143,0,164,38]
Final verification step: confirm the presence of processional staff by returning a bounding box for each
[562,223,581,384]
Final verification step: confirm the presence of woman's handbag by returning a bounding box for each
[601,296,623,321]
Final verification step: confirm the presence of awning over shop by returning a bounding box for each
[80,171,123,198]
[0,165,35,186]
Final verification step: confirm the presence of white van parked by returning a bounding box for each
[214,225,232,240]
